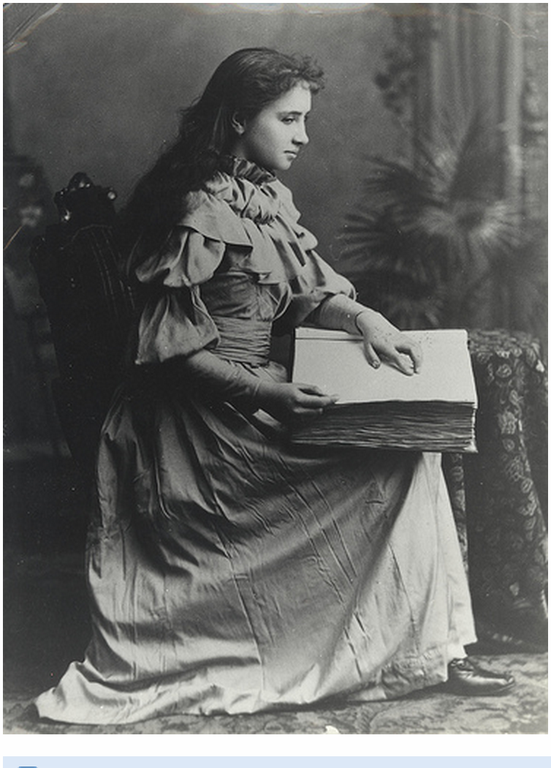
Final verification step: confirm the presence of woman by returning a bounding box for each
[36,48,513,724]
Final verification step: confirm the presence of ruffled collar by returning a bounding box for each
[135,165,321,290]
[218,155,276,186]
[203,160,280,224]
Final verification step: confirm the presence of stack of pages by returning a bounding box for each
[291,327,477,452]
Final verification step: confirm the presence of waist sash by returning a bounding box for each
[210,316,271,366]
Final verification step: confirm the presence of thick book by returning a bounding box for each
[290,327,477,452]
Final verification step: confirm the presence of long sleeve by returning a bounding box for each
[307,293,369,335]
[167,349,263,413]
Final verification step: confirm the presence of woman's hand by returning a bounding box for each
[355,308,423,375]
[256,381,337,425]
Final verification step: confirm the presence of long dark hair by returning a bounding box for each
[120,48,324,266]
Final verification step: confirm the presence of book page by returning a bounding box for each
[293,328,477,405]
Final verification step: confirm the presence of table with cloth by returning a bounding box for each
[443,329,547,650]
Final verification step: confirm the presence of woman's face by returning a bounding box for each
[231,83,312,172]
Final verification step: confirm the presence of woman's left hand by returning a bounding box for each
[355,308,423,375]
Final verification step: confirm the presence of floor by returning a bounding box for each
[3,457,548,735]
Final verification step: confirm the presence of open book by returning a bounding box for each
[290,327,477,452]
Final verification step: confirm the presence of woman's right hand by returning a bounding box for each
[256,381,338,425]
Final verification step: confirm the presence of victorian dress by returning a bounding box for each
[35,158,476,724]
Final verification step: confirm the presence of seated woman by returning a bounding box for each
[35,48,513,725]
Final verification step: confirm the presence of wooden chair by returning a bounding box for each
[29,173,141,469]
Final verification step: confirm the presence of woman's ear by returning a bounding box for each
[231,112,246,135]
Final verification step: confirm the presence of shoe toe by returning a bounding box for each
[444,658,515,696]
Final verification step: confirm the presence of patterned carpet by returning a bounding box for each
[4,550,548,735]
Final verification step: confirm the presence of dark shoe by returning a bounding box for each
[442,657,515,696]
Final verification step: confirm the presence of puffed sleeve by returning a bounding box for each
[133,283,219,365]
[130,225,269,412]
[129,189,257,365]
[129,221,228,365]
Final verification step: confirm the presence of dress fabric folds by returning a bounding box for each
[35,158,476,724]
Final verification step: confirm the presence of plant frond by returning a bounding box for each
[339,113,540,330]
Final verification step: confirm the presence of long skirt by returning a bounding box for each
[35,374,476,724]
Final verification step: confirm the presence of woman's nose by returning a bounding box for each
[294,121,309,145]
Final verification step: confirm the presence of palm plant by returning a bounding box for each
[339,115,545,332]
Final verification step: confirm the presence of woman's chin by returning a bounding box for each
[276,158,296,172]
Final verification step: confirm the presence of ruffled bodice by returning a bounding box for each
[131,157,355,365]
